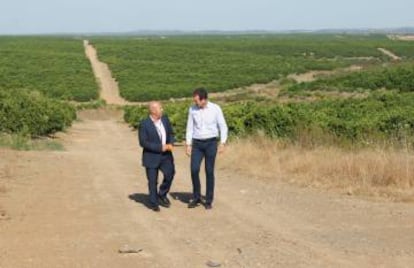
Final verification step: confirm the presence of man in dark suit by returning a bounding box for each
[138,101,175,212]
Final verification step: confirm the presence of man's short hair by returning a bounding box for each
[193,88,208,100]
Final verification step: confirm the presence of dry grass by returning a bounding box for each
[388,35,414,41]
[220,136,414,202]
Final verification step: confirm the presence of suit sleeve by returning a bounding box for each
[138,120,163,153]
[164,116,176,144]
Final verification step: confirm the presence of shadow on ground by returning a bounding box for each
[170,192,206,204]
[128,193,153,209]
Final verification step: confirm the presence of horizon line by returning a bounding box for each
[1,26,414,36]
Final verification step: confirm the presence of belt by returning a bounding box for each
[192,137,217,142]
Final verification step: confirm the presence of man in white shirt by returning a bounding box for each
[185,88,228,210]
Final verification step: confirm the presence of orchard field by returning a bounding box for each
[114,34,414,147]
[2,33,414,147]
[0,37,98,138]
[0,37,97,101]
[92,34,394,101]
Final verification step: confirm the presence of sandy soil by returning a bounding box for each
[1,108,414,268]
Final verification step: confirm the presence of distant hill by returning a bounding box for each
[312,27,414,34]
[13,27,414,37]
[122,27,414,36]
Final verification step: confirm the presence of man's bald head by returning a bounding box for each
[148,101,163,120]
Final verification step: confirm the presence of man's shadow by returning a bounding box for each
[169,192,205,204]
[129,192,206,209]
[128,193,154,209]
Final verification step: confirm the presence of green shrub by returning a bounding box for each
[124,102,190,141]
[0,90,76,136]
[287,62,414,94]
[124,93,414,148]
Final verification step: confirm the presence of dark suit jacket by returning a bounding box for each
[138,115,175,168]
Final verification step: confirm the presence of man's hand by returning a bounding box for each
[186,145,192,156]
[218,143,225,154]
[162,144,173,152]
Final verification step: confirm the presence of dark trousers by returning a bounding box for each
[145,154,175,206]
[191,139,218,204]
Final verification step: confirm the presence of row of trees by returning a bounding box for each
[0,90,76,136]
[0,37,98,101]
[287,62,414,94]
[94,35,391,101]
[0,37,95,139]
[124,92,414,147]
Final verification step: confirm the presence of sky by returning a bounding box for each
[0,0,413,34]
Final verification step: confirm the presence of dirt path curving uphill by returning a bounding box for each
[378,48,401,61]
[84,40,128,105]
[1,108,413,267]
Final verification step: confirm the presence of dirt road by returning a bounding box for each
[84,40,128,105]
[1,108,414,267]
[287,65,362,83]
[377,48,401,61]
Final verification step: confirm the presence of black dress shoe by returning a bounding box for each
[205,203,213,210]
[159,196,171,207]
[188,199,201,208]
[151,205,160,212]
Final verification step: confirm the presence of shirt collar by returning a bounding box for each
[150,115,162,123]
[199,101,210,109]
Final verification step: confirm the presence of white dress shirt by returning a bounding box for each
[186,101,228,145]
[151,117,167,145]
